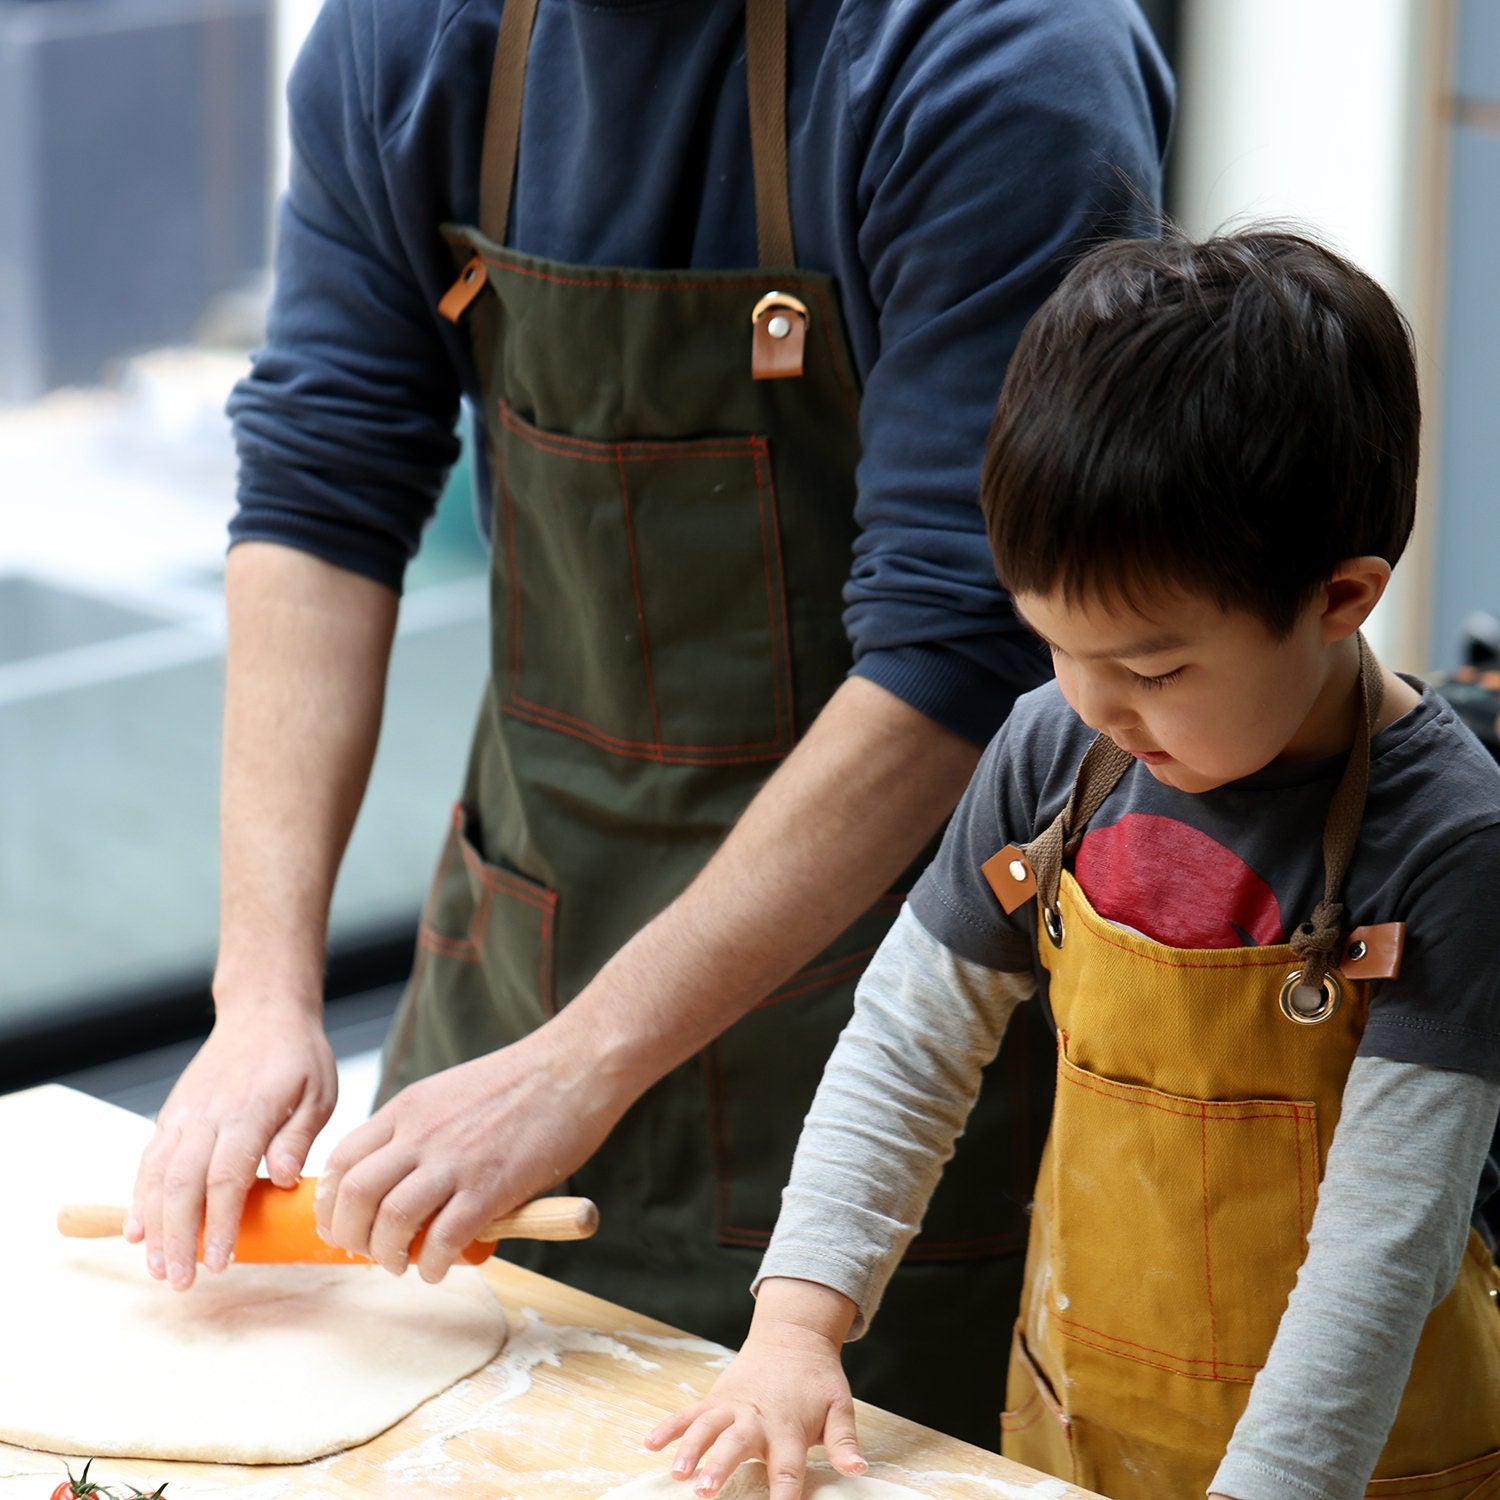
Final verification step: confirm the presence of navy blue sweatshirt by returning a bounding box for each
[227,0,1173,745]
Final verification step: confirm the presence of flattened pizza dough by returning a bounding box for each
[0,1088,508,1464]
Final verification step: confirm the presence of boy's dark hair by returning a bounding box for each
[982,230,1420,636]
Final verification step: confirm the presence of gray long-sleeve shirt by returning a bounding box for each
[756,905,1500,1499]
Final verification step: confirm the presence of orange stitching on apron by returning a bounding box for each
[1200,1105,1220,1379]
[1371,1463,1500,1497]
[756,949,876,1007]
[1000,1388,1049,1433]
[1050,1317,1259,1382]
[751,438,793,751]
[615,446,664,754]
[1060,1068,1315,1126]
[499,460,526,707]
[1047,1299,1263,1372]
[478,259,861,425]
[503,697,789,762]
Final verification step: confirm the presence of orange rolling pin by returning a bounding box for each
[56,1179,599,1267]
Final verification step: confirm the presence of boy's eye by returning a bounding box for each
[1131,666,1185,689]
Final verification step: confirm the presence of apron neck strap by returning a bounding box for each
[478,0,796,266]
[1023,632,1385,977]
[1288,630,1384,989]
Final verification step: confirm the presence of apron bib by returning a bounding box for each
[377,0,1051,1436]
[986,640,1500,1496]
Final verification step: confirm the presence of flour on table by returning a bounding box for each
[597,1462,934,1498]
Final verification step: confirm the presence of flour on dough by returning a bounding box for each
[597,1462,933,1498]
[0,1238,507,1464]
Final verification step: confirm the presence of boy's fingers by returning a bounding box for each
[667,1412,732,1479]
[643,1405,703,1451]
[693,1425,769,1498]
[765,1437,811,1500]
[823,1398,866,1476]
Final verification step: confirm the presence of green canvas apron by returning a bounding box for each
[984,640,1500,1495]
[377,0,1052,1442]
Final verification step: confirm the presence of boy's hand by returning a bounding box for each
[643,1280,864,1499]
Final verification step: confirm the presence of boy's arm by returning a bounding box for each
[756,905,1034,1334]
[645,907,1032,1498]
[1210,1055,1500,1500]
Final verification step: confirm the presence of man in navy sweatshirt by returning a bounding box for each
[128,0,1171,1444]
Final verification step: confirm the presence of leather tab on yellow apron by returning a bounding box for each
[439,254,488,323]
[1340,921,1405,980]
[982,844,1037,914]
[751,290,808,379]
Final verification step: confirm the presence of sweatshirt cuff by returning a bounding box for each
[752,1186,918,1341]
[851,644,1020,747]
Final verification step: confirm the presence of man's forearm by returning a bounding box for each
[548,675,983,1092]
[214,541,399,1013]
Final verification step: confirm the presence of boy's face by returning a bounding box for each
[1012,585,1349,794]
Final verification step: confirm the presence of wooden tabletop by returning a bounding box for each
[0,1086,1100,1500]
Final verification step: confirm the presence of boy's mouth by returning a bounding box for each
[1115,740,1171,765]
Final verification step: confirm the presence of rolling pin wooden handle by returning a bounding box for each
[477,1196,598,1241]
[56,1204,128,1238]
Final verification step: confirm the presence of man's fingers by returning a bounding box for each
[313,1114,394,1236]
[822,1398,866,1477]
[199,1125,269,1273]
[322,1141,416,1258]
[158,1123,218,1290]
[264,1084,335,1188]
[366,1171,456,1276]
[413,1187,501,1283]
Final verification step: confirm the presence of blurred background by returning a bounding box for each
[1,0,1497,1124]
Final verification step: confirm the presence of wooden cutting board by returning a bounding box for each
[0,1085,1098,1500]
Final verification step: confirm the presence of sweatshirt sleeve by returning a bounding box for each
[1210,1056,1500,1500]
[225,0,464,591]
[837,0,1173,744]
[754,904,1033,1335]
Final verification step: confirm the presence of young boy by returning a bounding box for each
[643,231,1500,1500]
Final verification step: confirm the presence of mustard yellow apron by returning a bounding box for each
[986,640,1500,1496]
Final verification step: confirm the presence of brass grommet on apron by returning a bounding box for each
[1278,968,1342,1024]
[1043,905,1065,948]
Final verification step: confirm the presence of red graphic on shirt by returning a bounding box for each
[1073,812,1285,949]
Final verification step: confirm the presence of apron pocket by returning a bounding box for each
[415,803,559,1044]
[1047,1040,1320,1382]
[494,401,795,765]
[1366,1450,1500,1498]
[1001,1323,1076,1481]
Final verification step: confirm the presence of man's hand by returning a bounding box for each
[312,1023,630,1280]
[643,1279,864,1500]
[125,1004,337,1288]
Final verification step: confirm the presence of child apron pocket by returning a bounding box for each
[1048,1036,1320,1381]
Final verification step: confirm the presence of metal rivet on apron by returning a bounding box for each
[1007,858,1028,883]
[1043,905,1065,948]
[1346,939,1367,962]
[1278,970,1342,1024]
[767,313,792,339]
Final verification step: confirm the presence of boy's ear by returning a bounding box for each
[1319,556,1393,643]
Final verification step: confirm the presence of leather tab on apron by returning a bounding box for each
[1340,921,1405,980]
[439,254,488,323]
[982,844,1037,914]
[751,291,808,379]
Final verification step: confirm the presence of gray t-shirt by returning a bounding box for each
[909,677,1500,1078]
